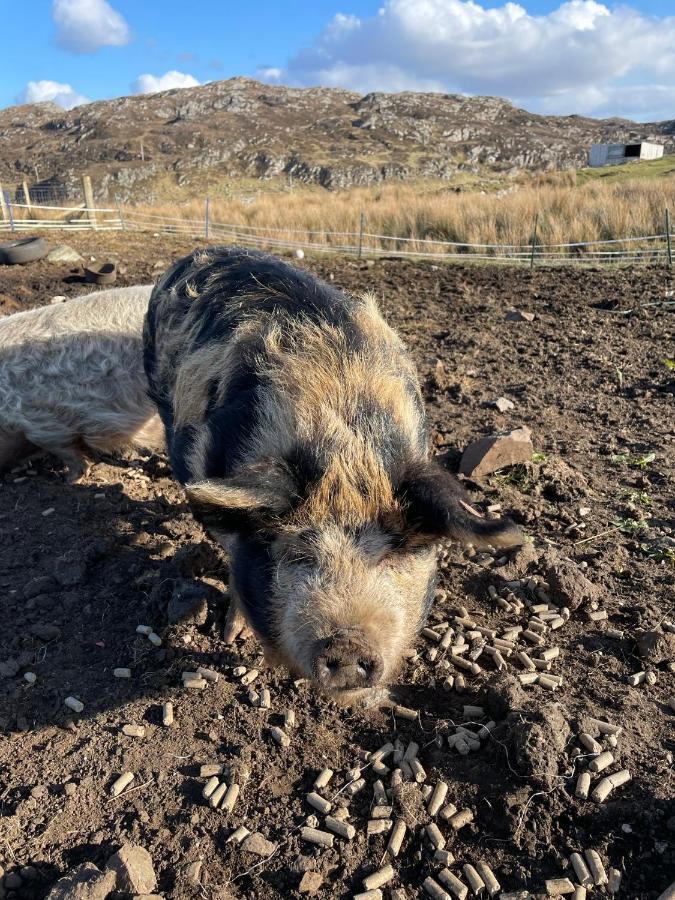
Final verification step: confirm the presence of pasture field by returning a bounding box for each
[0,231,673,899]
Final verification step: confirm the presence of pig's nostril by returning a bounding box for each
[326,659,340,675]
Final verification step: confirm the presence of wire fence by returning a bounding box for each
[1,194,674,267]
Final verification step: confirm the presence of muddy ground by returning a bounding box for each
[0,231,673,900]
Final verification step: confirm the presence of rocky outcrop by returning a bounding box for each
[0,77,672,201]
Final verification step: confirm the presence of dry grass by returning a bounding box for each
[6,165,675,256]
[130,174,675,254]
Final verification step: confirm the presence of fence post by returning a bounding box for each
[115,195,126,231]
[82,175,97,229]
[666,208,672,268]
[205,197,210,240]
[358,210,365,258]
[0,184,8,225]
[529,213,539,270]
[22,180,33,218]
[6,192,15,233]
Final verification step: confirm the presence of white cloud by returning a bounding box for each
[52,0,130,54]
[274,0,675,120]
[132,70,201,94]
[16,80,90,110]
[257,66,283,83]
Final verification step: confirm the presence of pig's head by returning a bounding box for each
[186,452,521,700]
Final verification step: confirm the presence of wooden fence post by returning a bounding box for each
[22,180,33,218]
[82,175,97,229]
[115,195,126,231]
[530,213,539,269]
[0,184,8,224]
[666,208,672,268]
[6,192,15,233]
[358,210,365,258]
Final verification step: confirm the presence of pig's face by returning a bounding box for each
[187,456,520,699]
[267,523,436,693]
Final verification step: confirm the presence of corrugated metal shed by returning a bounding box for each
[588,142,664,167]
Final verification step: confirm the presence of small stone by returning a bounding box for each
[494,397,515,413]
[241,832,276,857]
[45,862,116,899]
[459,427,533,477]
[505,308,535,322]
[186,861,202,885]
[46,244,85,265]
[107,844,157,895]
[299,871,323,894]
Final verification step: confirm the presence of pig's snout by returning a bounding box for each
[313,629,384,692]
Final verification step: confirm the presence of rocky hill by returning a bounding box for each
[1,77,673,201]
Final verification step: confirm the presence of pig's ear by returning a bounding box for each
[397,461,523,549]
[185,467,294,533]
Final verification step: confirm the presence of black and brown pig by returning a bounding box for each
[143,247,521,698]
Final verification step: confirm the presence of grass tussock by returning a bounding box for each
[6,158,675,255]
[133,171,675,252]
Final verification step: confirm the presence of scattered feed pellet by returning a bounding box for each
[438,867,469,899]
[64,696,84,713]
[300,826,334,848]
[121,724,145,738]
[475,862,500,897]
[110,772,134,796]
[427,781,448,816]
[575,772,591,800]
[448,808,474,830]
[209,782,227,808]
[545,877,576,895]
[306,791,331,814]
[362,864,395,891]
[588,751,613,773]
[426,823,445,850]
[226,826,250,844]
[584,849,607,886]
[386,819,406,857]
[162,702,174,726]
[326,816,356,839]
[221,783,240,812]
[424,876,452,899]
[270,726,290,747]
[314,768,334,790]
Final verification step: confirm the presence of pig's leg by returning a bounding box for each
[223,587,253,643]
[50,443,91,483]
[0,429,32,470]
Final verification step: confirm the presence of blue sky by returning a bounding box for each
[2,0,675,121]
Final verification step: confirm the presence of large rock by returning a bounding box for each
[636,630,675,665]
[46,862,116,900]
[542,550,600,611]
[107,845,157,895]
[459,427,533,477]
[46,245,84,265]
